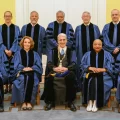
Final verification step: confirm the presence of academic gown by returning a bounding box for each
[21,23,46,56]
[80,50,114,107]
[75,23,100,90]
[0,51,9,105]
[0,24,20,53]
[41,47,76,103]
[10,49,42,104]
[102,22,120,54]
[46,21,75,53]
[115,54,120,103]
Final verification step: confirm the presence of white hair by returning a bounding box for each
[56,10,65,17]
[57,33,67,40]
[82,11,91,16]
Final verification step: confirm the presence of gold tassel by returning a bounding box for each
[86,73,90,79]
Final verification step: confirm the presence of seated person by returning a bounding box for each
[42,33,76,111]
[115,54,120,113]
[0,51,9,112]
[10,36,42,110]
[80,39,114,112]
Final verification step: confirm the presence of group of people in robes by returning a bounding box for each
[0,8,120,113]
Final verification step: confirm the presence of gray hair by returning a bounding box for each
[56,10,65,17]
[82,11,91,16]
[30,11,39,16]
[57,33,67,40]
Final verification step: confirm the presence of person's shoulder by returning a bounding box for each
[21,23,30,28]
[103,22,111,28]
[48,21,55,25]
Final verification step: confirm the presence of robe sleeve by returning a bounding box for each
[21,25,26,38]
[67,50,76,71]
[10,51,24,80]
[47,50,54,71]
[0,51,9,80]
[0,29,6,51]
[10,26,20,53]
[75,26,80,56]
[104,51,115,78]
[66,23,74,48]
[32,52,42,76]
[40,27,46,54]
[102,24,116,53]
[80,52,90,72]
[46,23,58,49]
[94,25,100,39]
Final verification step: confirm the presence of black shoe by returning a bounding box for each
[68,103,77,112]
[44,103,53,111]
[0,106,4,112]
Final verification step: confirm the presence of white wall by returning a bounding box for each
[16,0,106,31]
[16,0,106,74]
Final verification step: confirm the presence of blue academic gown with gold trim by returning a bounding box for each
[75,23,100,91]
[80,50,114,106]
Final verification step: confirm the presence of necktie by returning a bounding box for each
[58,24,62,34]
[113,24,117,46]
[61,49,64,55]
[31,26,34,38]
[86,25,90,51]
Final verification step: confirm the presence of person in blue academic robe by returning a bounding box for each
[10,36,42,110]
[41,33,77,112]
[102,9,120,88]
[21,11,46,57]
[0,11,20,93]
[75,11,100,91]
[46,10,75,53]
[80,39,114,112]
[102,9,120,59]
[114,54,120,113]
[0,51,9,112]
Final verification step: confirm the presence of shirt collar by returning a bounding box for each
[113,21,119,25]
[31,23,37,26]
[83,22,90,26]
[59,46,67,52]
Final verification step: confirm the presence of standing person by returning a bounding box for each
[0,11,20,93]
[46,10,75,53]
[75,11,100,91]
[102,9,120,88]
[10,36,42,110]
[21,11,46,57]
[102,9,120,59]
[81,39,114,112]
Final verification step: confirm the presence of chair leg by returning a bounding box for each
[107,97,112,108]
[14,102,17,107]
[36,85,40,105]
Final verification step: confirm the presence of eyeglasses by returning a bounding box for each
[4,16,12,18]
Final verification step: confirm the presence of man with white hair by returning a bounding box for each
[42,33,76,112]
[46,10,75,53]
[75,11,100,91]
